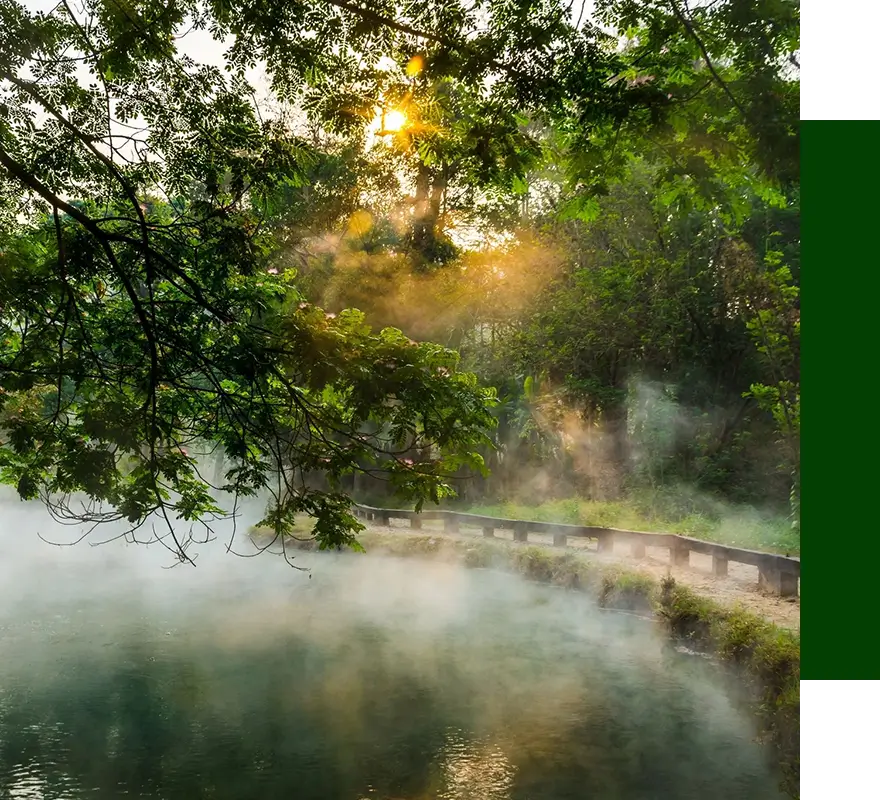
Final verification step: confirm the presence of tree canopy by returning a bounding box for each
[0,0,800,558]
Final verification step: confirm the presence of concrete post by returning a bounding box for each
[713,555,729,577]
[779,571,799,597]
[513,522,528,542]
[596,534,612,553]
[631,541,646,559]
[444,516,460,534]
[482,526,495,538]
[759,567,799,597]
[553,533,567,547]
[671,543,690,567]
[410,516,422,530]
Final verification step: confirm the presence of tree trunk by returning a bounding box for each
[411,165,446,264]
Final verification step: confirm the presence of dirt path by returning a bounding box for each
[361,518,801,631]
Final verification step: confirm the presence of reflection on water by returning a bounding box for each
[436,732,514,800]
[0,544,783,799]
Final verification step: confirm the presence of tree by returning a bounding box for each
[0,0,501,560]
[0,0,800,556]
[544,0,799,229]
[451,162,799,507]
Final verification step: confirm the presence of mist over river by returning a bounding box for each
[0,497,783,799]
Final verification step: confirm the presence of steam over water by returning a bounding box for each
[0,497,783,799]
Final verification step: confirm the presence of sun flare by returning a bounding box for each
[383,109,407,133]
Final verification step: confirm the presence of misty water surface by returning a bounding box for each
[0,497,783,799]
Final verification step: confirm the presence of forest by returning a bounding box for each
[0,0,800,559]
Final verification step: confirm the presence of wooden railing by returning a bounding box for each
[351,503,800,598]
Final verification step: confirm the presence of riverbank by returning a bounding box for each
[357,515,800,629]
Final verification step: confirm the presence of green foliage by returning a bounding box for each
[0,0,516,557]
[445,165,800,512]
[738,254,800,530]
[0,0,799,556]
[593,0,799,197]
[0,211,497,552]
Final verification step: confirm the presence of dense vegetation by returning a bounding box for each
[0,0,799,557]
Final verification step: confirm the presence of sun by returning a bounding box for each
[382,109,407,133]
